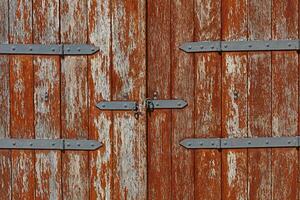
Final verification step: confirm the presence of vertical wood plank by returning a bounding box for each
[60,1,89,199]
[33,1,62,199]
[147,0,171,199]
[247,0,272,199]
[171,0,194,199]
[0,1,11,199]
[9,1,35,199]
[222,0,248,199]
[111,0,147,199]
[194,1,222,200]
[272,1,299,199]
[87,0,113,199]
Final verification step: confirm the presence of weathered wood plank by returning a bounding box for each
[247,0,272,199]
[60,1,89,199]
[222,0,248,199]
[32,1,62,199]
[9,1,35,200]
[194,1,222,199]
[111,0,147,199]
[87,0,113,199]
[272,1,299,199]
[147,0,171,199]
[171,0,194,199]
[0,1,11,199]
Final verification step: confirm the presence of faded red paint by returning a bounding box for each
[0,1,299,200]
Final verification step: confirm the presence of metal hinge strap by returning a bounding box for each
[0,44,99,55]
[180,40,300,53]
[180,136,300,149]
[0,139,102,150]
[145,99,187,111]
[96,99,187,111]
[96,101,138,111]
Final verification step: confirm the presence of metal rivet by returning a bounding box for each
[266,43,270,47]
[200,46,204,49]
[45,92,49,101]
[102,105,106,108]
[188,46,192,50]
[233,90,239,100]
[29,47,33,51]
[248,45,252,48]
[12,142,16,146]
[224,45,228,48]
[200,142,203,146]
[211,46,214,49]
[52,143,55,146]
[224,142,227,145]
[52,48,55,52]
[67,143,71,147]
[288,140,291,144]
[67,48,71,52]
[30,143,33,146]
[91,48,95,51]
[266,140,269,144]
[12,47,16,51]
[77,144,81,147]
[288,43,292,47]
[211,142,215,146]
[188,143,192,146]
[178,103,182,107]
[91,144,95,147]
[248,141,252,145]
[124,105,128,108]
[77,48,81,52]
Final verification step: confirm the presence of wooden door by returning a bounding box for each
[0,0,299,200]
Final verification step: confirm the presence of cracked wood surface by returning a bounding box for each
[0,1,299,200]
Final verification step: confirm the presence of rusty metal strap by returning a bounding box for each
[180,136,300,149]
[180,40,300,53]
[0,139,102,150]
[0,44,99,55]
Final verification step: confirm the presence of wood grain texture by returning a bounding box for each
[271,1,299,199]
[247,0,272,199]
[111,0,147,199]
[87,0,113,199]
[9,1,35,199]
[194,1,222,199]
[60,1,89,199]
[222,0,248,199]
[0,1,11,199]
[171,0,194,199]
[112,0,147,199]
[147,0,171,199]
[33,1,62,199]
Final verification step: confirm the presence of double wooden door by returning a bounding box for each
[0,0,299,200]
